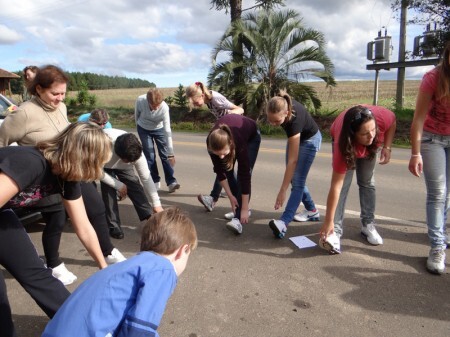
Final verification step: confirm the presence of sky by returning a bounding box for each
[0,0,439,88]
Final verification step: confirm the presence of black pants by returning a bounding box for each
[35,182,115,268]
[0,209,70,337]
[101,168,152,231]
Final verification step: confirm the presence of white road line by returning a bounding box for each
[314,205,424,227]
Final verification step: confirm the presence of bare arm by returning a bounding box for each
[63,197,107,269]
[228,104,244,115]
[408,91,431,177]
[319,170,345,238]
[0,173,20,208]
[275,134,299,210]
[379,119,396,165]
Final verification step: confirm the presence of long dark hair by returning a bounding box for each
[338,105,378,169]
[207,124,235,170]
[436,40,450,102]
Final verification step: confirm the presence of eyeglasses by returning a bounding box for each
[97,122,107,126]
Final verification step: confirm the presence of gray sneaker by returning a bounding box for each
[226,218,243,235]
[361,223,383,245]
[426,248,446,275]
[197,194,215,212]
[168,182,180,193]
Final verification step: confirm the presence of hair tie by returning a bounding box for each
[195,82,201,86]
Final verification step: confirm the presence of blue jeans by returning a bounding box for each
[137,125,177,186]
[421,131,450,249]
[334,154,376,237]
[226,130,261,219]
[280,131,321,225]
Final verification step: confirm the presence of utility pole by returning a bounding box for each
[396,0,408,108]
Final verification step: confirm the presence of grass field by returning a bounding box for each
[64,80,418,145]
[79,80,421,114]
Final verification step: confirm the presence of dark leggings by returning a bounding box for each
[40,182,114,268]
[0,209,70,337]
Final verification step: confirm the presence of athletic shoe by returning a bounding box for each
[444,233,450,247]
[426,248,446,275]
[293,209,320,222]
[168,182,180,193]
[361,223,383,245]
[224,209,252,220]
[105,248,126,264]
[155,182,161,191]
[269,219,287,239]
[226,218,243,235]
[318,232,341,255]
[197,194,215,212]
[219,191,228,198]
[109,227,124,239]
[52,263,77,286]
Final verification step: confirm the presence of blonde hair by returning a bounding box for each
[147,88,164,106]
[267,91,294,121]
[140,206,198,254]
[207,125,235,170]
[185,82,213,103]
[37,122,112,182]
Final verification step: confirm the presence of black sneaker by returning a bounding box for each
[109,227,124,239]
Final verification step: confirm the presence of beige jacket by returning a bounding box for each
[0,97,69,147]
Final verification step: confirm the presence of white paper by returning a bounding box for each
[289,235,317,249]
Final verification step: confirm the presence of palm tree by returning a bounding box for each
[208,9,336,119]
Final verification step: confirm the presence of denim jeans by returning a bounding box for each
[421,131,450,249]
[137,125,177,186]
[334,154,376,237]
[226,130,261,219]
[280,131,321,225]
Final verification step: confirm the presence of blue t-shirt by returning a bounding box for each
[78,113,112,129]
[42,252,178,337]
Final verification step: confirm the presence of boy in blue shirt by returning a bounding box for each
[42,207,197,337]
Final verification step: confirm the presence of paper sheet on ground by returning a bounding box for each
[289,235,317,249]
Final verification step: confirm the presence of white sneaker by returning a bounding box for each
[226,218,243,235]
[361,223,383,245]
[224,209,252,220]
[155,182,161,191]
[197,194,215,212]
[105,248,126,264]
[293,209,320,222]
[426,248,446,274]
[268,219,287,239]
[168,182,180,193]
[52,263,77,286]
[318,232,341,255]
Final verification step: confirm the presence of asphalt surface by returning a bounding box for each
[4,132,449,337]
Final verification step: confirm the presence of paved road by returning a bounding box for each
[5,132,449,337]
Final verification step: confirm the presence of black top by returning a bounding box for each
[207,114,258,195]
[0,146,81,209]
[281,100,318,141]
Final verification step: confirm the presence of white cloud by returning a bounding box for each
[0,25,22,44]
[0,0,438,86]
